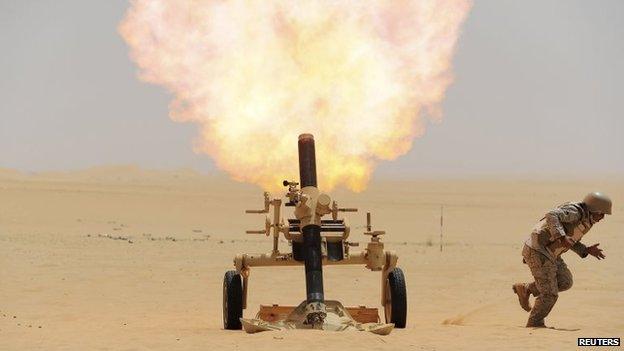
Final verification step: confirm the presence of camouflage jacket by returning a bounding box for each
[525,202,592,262]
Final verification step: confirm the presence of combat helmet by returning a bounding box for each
[583,192,612,215]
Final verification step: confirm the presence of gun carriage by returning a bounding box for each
[223,134,407,332]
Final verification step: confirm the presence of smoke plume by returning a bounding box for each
[120,0,471,191]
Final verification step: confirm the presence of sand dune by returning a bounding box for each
[1,168,622,350]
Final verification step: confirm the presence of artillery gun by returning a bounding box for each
[223,134,407,333]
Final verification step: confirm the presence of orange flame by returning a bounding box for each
[119,0,471,192]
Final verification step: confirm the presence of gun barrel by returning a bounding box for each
[298,133,317,188]
[297,133,324,304]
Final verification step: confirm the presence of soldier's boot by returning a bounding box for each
[512,283,532,312]
[526,319,546,328]
[526,293,557,329]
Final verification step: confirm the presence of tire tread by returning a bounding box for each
[223,270,243,330]
[388,267,407,328]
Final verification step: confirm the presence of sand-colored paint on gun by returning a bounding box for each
[223,134,406,333]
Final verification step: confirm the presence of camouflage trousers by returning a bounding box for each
[522,245,573,325]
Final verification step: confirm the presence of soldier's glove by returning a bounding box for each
[586,243,605,260]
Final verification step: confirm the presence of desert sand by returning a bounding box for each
[1,167,622,350]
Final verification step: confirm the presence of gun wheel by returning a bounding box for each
[223,270,243,330]
[384,267,407,328]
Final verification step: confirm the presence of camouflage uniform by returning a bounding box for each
[521,202,592,326]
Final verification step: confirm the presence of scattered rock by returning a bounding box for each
[98,234,131,241]
[192,234,210,242]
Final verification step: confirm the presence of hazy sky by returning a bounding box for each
[1,1,622,178]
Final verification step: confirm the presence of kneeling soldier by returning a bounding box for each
[513,192,611,328]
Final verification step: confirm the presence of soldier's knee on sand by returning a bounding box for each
[558,276,573,291]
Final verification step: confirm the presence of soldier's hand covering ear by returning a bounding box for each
[587,243,605,260]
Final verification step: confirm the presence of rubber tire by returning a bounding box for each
[386,267,407,328]
[223,270,243,330]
